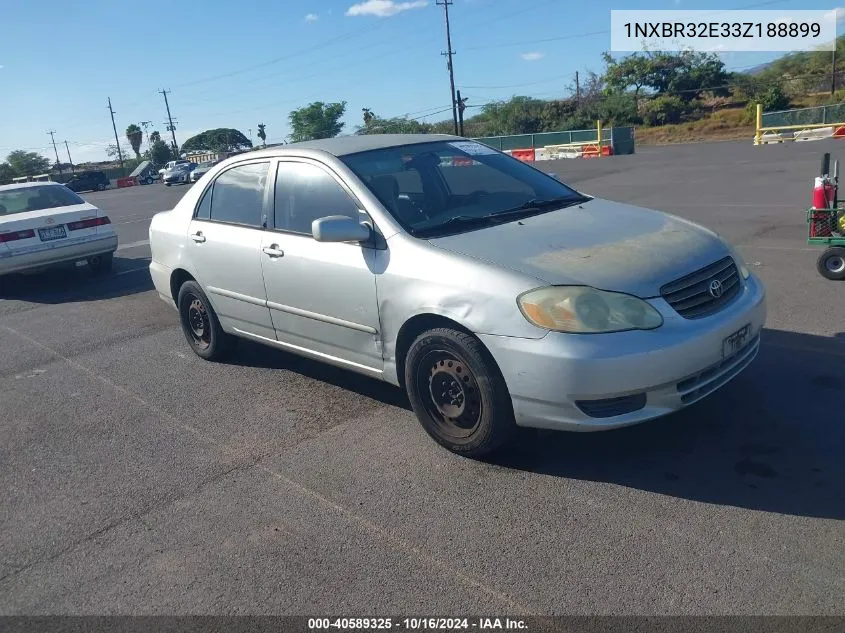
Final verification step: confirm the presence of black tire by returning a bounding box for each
[177,280,234,361]
[817,247,845,280]
[96,182,106,191]
[165,182,171,187]
[88,251,113,274]
[404,327,515,458]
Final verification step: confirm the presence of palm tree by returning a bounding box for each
[362,108,374,124]
[125,124,143,159]
[257,123,267,148]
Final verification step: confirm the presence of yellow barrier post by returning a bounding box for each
[754,103,762,146]
[596,119,603,157]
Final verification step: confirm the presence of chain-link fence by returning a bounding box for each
[472,127,635,155]
[762,104,845,128]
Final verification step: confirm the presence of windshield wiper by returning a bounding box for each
[485,195,590,220]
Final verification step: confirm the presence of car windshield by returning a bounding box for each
[0,185,86,216]
[340,140,588,237]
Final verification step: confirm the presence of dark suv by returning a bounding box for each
[64,171,110,193]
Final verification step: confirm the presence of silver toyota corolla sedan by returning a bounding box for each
[148,134,766,457]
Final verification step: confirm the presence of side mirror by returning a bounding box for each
[312,215,371,243]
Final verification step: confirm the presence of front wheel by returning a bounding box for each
[404,327,515,458]
[818,246,845,280]
[165,182,171,187]
[177,280,234,361]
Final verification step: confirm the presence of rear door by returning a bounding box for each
[186,160,275,340]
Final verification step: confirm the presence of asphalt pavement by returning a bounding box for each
[1,141,843,615]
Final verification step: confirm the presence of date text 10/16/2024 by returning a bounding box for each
[308,618,528,631]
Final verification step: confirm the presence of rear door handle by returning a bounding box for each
[262,244,284,258]
[190,232,206,243]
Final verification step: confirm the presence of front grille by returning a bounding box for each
[575,393,647,418]
[660,256,741,319]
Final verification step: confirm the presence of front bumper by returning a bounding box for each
[478,273,767,431]
[0,234,118,275]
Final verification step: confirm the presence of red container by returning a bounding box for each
[812,177,835,209]
[511,148,536,162]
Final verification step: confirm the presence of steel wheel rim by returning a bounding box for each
[825,255,845,274]
[185,294,211,350]
[415,349,482,439]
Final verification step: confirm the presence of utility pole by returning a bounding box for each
[159,89,179,156]
[248,128,253,147]
[456,90,467,136]
[47,130,62,175]
[107,98,125,170]
[575,71,581,103]
[64,140,75,173]
[437,0,458,135]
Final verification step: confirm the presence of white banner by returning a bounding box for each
[610,10,836,53]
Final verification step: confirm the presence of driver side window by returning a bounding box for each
[273,162,360,236]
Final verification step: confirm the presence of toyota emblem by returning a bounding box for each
[709,279,723,298]
[45,217,55,225]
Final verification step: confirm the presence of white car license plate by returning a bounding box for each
[723,324,751,360]
[38,226,67,241]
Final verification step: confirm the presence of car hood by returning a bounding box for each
[427,197,731,298]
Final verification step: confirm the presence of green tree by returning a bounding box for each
[642,95,686,125]
[150,130,162,144]
[759,84,790,111]
[288,101,347,142]
[257,123,266,147]
[149,140,172,166]
[126,124,143,158]
[362,108,374,124]
[181,128,253,153]
[0,162,14,185]
[5,150,51,177]
[357,115,432,135]
[602,52,653,98]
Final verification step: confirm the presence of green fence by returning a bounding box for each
[762,104,845,128]
[472,126,635,155]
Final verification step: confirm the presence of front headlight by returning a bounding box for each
[517,286,664,334]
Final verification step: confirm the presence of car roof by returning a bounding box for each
[247,134,463,159]
[0,181,66,192]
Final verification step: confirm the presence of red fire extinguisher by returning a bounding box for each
[811,153,837,237]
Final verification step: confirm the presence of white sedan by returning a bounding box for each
[0,181,118,277]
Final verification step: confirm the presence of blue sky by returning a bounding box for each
[0,0,841,163]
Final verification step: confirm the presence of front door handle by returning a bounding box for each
[262,244,284,258]
[190,231,206,243]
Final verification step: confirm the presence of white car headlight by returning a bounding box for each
[517,286,664,334]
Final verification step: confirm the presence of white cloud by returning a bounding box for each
[521,51,544,61]
[304,13,319,21]
[823,7,845,24]
[345,0,428,18]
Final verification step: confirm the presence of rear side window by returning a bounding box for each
[208,162,269,227]
[195,186,212,220]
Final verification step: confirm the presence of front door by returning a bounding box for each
[186,160,275,340]
[259,159,382,373]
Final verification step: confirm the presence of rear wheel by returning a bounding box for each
[177,280,234,361]
[96,182,106,191]
[404,327,515,458]
[88,251,113,274]
[817,247,845,280]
